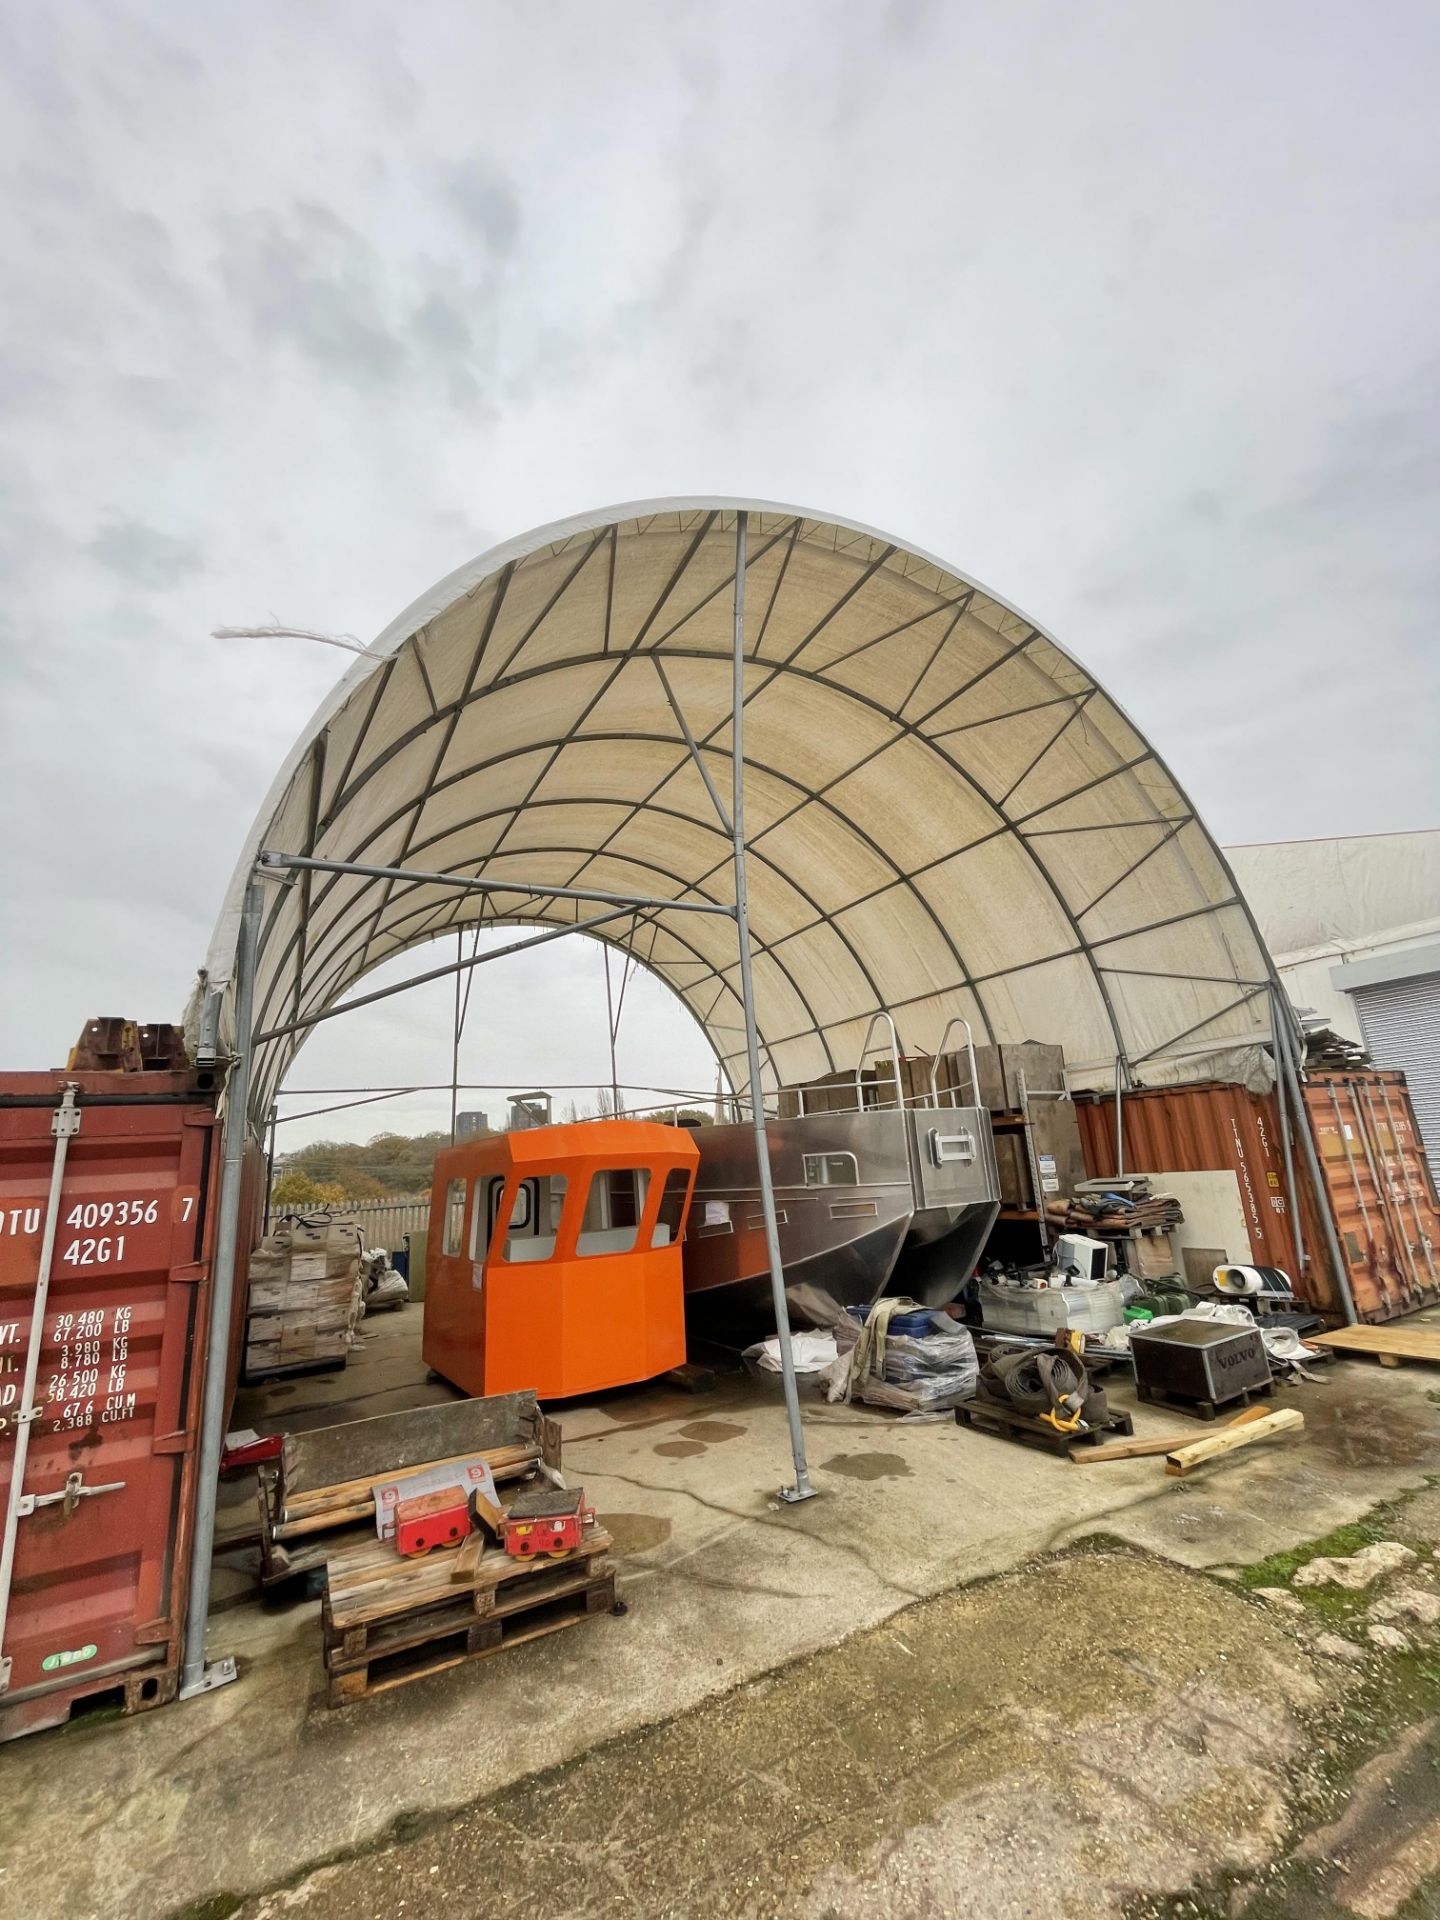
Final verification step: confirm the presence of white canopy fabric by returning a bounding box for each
[209,499,1278,1119]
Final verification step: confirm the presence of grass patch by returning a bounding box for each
[1237,1517,1394,1590]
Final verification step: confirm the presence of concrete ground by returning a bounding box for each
[4,1309,1440,1920]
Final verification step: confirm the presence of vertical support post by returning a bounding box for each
[450,929,463,1144]
[1269,987,1307,1275]
[730,510,815,1503]
[1113,1057,1125,1178]
[180,876,262,1697]
[262,1102,278,1235]
[1271,986,1357,1325]
[603,947,621,1118]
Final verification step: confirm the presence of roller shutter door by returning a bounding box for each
[1353,972,1440,1183]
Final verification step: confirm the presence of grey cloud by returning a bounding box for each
[444,159,521,258]
[89,518,205,588]
[216,201,407,387]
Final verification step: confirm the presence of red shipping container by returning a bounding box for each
[1075,1072,1440,1326]
[0,1069,227,1740]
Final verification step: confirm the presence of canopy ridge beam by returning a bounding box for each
[1100,964,1271,988]
[286,731,328,1030]
[1072,816,1195,922]
[1127,984,1272,1068]
[930,684,1088,742]
[651,655,732,835]
[897,595,973,717]
[992,687,1098,811]
[488,528,610,685]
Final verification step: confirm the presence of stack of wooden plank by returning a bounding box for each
[244,1217,365,1380]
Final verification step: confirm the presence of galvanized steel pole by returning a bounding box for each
[1271,988,1358,1325]
[180,876,262,1697]
[730,510,815,1503]
[1268,986,1307,1276]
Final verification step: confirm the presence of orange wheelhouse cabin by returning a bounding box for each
[422,1120,699,1400]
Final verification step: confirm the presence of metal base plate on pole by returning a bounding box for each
[778,1482,818,1504]
[177,1654,238,1701]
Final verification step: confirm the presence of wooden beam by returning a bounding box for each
[1073,1404,1273,1464]
[1165,1408,1304,1477]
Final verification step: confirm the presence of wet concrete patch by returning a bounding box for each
[821,1450,912,1482]
[600,1512,673,1554]
[679,1420,746,1444]
[1304,1392,1440,1471]
[654,1440,707,1459]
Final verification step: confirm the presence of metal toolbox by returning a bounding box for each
[1130,1319,1270,1413]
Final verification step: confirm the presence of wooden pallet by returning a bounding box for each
[321,1523,614,1707]
[1134,1377,1275,1423]
[1310,1324,1440,1369]
[955,1397,1134,1457]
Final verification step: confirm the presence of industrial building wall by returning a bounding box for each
[1227,830,1440,1044]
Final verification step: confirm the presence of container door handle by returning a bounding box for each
[16,1470,126,1518]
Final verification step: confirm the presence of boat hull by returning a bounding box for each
[683,1105,1000,1331]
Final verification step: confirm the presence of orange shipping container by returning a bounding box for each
[1075,1071,1440,1326]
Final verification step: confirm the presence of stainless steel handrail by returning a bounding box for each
[925,1016,980,1112]
[858,1011,905,1111]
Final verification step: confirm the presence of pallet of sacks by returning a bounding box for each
[244,1214,364,1381]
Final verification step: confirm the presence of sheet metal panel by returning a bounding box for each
[1352,975,1440,1185]
[0,1072,221,1739]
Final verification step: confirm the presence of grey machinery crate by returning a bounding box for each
[1129,1320,1271,1419]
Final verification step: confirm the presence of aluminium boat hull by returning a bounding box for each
[683,1105,1000,1331]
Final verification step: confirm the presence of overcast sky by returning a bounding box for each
[3,1,1437,1148]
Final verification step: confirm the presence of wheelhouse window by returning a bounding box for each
[652,1167,692,1248]
[575,1167,649,1257]
[803,1152,858,1188]
[442,1178,467,1254]
[499,1178,542,1261]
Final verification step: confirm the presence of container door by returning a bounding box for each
[0,1100,216,1701]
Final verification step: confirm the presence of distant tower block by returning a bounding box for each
[456,1110,491,1140]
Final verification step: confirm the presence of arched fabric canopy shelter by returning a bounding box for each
[209,497,1278,1116]
[185,499,1335,1693]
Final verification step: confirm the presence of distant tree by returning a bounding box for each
[271,1170,347,1208]
[672,1109,713,1128]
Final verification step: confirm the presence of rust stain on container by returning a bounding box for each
[1075,1071,1440,1326]
[0,1068,224,1740]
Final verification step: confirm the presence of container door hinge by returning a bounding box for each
[15,1470,126,1518]
[51,1099,82,1139]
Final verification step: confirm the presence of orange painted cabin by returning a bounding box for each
[422,1120,699,1399]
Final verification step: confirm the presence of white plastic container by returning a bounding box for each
[977,1277,1128,1335]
